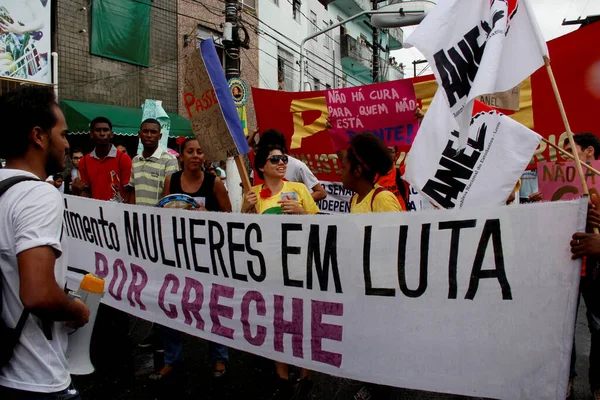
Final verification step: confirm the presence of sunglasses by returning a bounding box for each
[268,155,288,164]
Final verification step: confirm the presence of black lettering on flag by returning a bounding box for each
[142,214,159,263]
[228,222,248,282]
[173,217,191,270]
[190,219,210,274]
[422,156,472,209]
[246,223,266,282]
[124,211,146,259]
[157,215,176,267]
[465,219,513,300]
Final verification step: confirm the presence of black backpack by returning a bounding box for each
[0,175,40,368]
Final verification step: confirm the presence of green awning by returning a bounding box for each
[60,100,194,137]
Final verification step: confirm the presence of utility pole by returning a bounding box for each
[224,0,240,80]
[371,0,379,83]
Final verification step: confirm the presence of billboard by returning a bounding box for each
[0,0,51,84]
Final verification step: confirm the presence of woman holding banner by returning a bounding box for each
[242,144,319,399]
[154,138,232,380]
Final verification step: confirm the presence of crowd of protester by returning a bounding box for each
[1,85,600,400]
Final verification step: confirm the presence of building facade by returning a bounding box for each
[257,0,404,92]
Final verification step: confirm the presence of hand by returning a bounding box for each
[588,194,600,233]
[415,107,425,122]
[249,127,259,139]
[66,298,90,329]
[0,20,26,35]
[242,191,258,213]
[325,116,332,130]
[528,192,543,203]
[192,204,207,212]
[571,232,600,260]
[278,196,306,214]
[71,178,84,192]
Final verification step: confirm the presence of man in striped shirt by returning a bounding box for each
[127,118,178,206]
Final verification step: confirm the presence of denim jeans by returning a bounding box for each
[0,384,81,400]
[163,327,229,365]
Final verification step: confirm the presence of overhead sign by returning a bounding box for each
[64,195,582,400]
[326,80,419,151]
[182,40,249,162]
[0,0,52,84]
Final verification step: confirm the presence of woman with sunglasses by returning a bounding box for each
[242,144,319,399]
[154,138,231,380]
[242,144,319,215]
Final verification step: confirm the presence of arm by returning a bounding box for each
[162,174,172,198]
[18,247,89,326]
[214,177,232,212]
[120,154,133,203]
[247,127,259,150]
[78,156,92,198]
[242,190,258,214]
[310,183,327,202]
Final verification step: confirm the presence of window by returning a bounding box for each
[293,0,301,22]
[310,11,317,36]
[241,0,256,10]
[90,0,151,66]
[323,21,330,49]
[278,47,295,91]
[313,78,320,91]
[197,26,225,68]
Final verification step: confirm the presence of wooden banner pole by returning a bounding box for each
[541,138,600,177]
[235,154,256,213]
[543,56,590,196]
[543,56,598,234]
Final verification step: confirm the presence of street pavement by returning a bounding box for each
[73,301,593,400]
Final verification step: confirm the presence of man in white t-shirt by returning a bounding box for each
[0,86,89,399]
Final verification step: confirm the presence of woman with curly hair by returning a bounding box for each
[341,132,404,213]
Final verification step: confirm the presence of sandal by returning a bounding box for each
[213,362,227,378]
[149,365,175,381]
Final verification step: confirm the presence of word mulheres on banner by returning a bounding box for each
[64,196,581,400]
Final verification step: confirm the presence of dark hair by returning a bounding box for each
[254,144,286,180]
[141,118,161,131]
[181,137,199,152]
[258,129,287,153]
[569,133,600,160]
[53,173,63,181]
[0,85,58,159]
[347,132,393,183]
[71,148,83,156]
[90,116,112,132]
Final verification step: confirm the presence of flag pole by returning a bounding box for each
[543,56,598,234]
[541,137,600,177]
[543,56,591,195]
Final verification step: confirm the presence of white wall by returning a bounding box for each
[257,0,402,91]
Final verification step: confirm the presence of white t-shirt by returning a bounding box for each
[0,170,70,393]
[286,156,319,191]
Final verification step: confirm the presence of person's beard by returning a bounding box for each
[44,135,64,177]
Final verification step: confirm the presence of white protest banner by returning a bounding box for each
[182,40,250,162]
[404,90,541,209]
[405,0,547,148]
[64,195,582,399]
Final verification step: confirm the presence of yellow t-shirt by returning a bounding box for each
[251,181,320,215]
[351,187,404,214]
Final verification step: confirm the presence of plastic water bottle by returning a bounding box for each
[66,273,105,375]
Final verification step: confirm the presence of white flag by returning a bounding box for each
[405,0,548,148]
[404,89,541,209]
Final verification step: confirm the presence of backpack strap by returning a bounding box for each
[0,176,39,355]
[370,187,387,211]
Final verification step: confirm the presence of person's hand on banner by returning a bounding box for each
[571,232,600,259]
[528,192,543,203]
[587,194,600,233]
[279,196,306,214]
[242,190,258,213]
[415,107,425,122]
